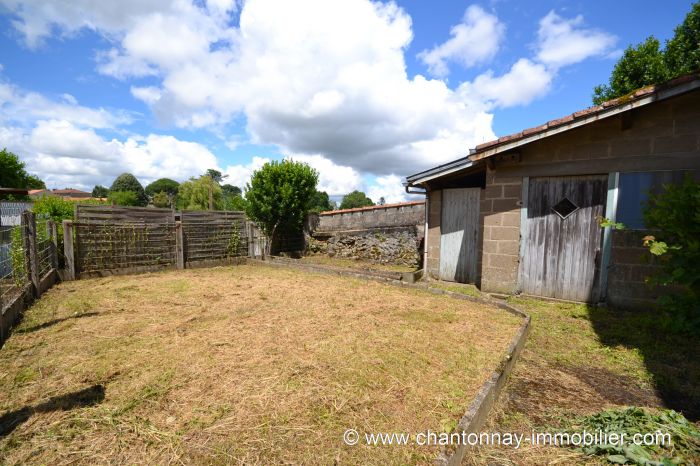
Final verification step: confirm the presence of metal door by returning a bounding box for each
[439,188,480,283]
[519,175,607,302]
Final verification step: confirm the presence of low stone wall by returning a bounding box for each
[308,202,426,267]
[309,226,421,267]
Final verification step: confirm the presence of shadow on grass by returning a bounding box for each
[587,306,700,421]
[15,312,100,334]
[0,384,105,437]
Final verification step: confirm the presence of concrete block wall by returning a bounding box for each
[479,170,522,294]
[607,230,666,309]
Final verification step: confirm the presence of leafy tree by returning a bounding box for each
[593,2,700,104]
[92,185,109,198]
[109,173,147,206]
[25,174,46,189]
[665,1,700,76]
[339,190,374,210]
[642,176,700,330]
[178,175,223,210]
[224,194,248,211]
[222,184,242,197]
[206,169,228,184]
[308,190,334,213]
[145,178,179,197]
[152,191,171,208]
[108,190,140,206]
[0,148,45,191]
[378,196,386,206]
[245,160,318,254]
[593,37,669,104]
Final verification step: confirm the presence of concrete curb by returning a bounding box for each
[247,257,531,465]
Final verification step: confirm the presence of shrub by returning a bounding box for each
[642,175,700,330]
[108,190,140,206]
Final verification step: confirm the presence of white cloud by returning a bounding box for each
[223,156,271,191]
[366,174,412,204]
[418,5,505,78]
[458,58,553,109]
[130,85,162,105]
[536,11,617,69]
[14,0,494,176]
[285,154,362,195]
[0,79,131,128]
[2,117,218,190]
[0,0,619,189]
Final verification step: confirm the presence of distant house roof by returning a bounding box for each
[319,200,424,216]
[53,188,91,196]
[406,72,700,185]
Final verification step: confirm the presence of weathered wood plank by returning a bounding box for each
[520,175,606,301]
[439,188,480,283]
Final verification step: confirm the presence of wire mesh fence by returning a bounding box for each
[36,218,55,279]
[0,224,29,310]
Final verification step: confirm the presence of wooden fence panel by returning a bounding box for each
[74,222,177,277]
[76,205,175,224]
[180,210,247,264]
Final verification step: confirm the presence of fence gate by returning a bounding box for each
[519,175,607,302]
[439,188,480,283]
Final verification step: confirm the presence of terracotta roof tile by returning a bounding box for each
[465,71,700,160]
[522,124,548,136]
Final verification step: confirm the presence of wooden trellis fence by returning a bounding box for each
[63,205,266,279]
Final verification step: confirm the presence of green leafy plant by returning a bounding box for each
[641,175,700,329]
[108,190,140,206]
[109,173,147,206]
[598,216,626,230]
[9,226,26,287]
[178,175,223,210]
[339,190,374,210]
[245,160,318,255]
[593,1,700,104]
[565,407,700,465]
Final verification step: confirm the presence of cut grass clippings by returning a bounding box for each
[0,264,521,465]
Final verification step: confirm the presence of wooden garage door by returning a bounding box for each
[519,175,607,302]
[439,188,480,283]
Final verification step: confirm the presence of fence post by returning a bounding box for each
[21,211,39,297]
[63,220,75,280]
[246,221,253,257]
[47,220,59,271]
[175,221,184,269]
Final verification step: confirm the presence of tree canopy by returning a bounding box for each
[245,160,318,252]
[0,148,46,191]
[308,190,334,213]
[206,169,228,184]
[593,2,700,104]
[339,190,374,210]
[109,173,147,206]
[92,185,109,198]
[178,175,223,210]
[145,178,180,196]
[108,190,140,206]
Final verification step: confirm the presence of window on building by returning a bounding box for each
[617,170,698,229]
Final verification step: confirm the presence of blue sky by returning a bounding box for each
[0,0,693,201]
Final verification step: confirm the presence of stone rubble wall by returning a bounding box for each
[307,202,425,267]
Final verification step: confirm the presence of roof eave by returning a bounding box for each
[469,78,700,162]
[405,158,479,186]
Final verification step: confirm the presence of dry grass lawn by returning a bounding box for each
[0,264,521,465]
